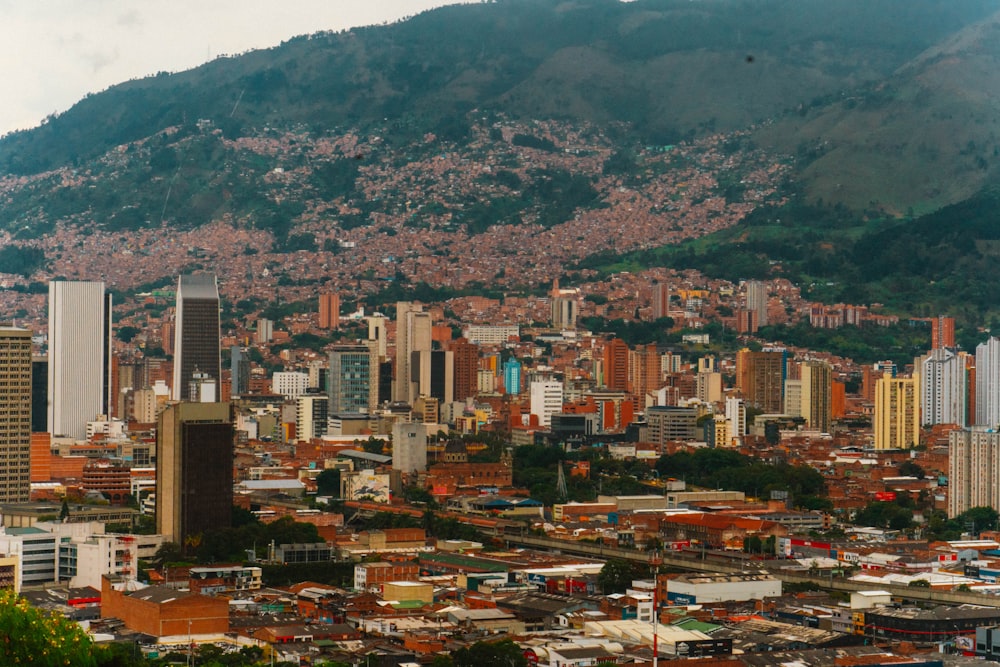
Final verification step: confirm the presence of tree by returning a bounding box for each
[152,541,185,569]
[597,558,649,594]
[316,468,341,496]
[908,579,931,588]
[898,460,925,479]
[452,640,527,667]
[0,590,97,666]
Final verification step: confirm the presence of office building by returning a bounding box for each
[874,376,920,450]
[394,302,431,403]
[172,274,221,401]
[503,358,522,395]
[31,356,47,433]
[412,349,454,405]
[156,402,233,547]
[919,347,967,426]
[329,345,374,414]
[47,281,112,440]
[0,328,32,502]
[318,293,340,330]
[296,394,328,440]
[745,280,768,327]
[230,347,250,397]
[392,421,427,475]
[949,427,1000,517]
[367,315,388,359]
[645,406,699,445]
[550,296,578,330]
[255,318,273,344]
[463,325,519,346]
[530,380,563,427]
[272,371,309,400]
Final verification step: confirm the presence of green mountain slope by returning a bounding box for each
[1,0,996,178]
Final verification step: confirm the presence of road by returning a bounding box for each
[503,533,1000,608]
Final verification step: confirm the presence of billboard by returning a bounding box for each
[874,491,897,502]
[342,470,390,503]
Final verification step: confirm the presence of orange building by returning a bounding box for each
[603,338,629,392]
[101,577,229,638]
[30,432,52,483]
[318,293,340,330]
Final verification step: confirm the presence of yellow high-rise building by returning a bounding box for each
[874,376,920,450]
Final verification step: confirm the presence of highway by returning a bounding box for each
[502,532,1000,609]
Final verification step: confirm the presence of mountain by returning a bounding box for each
[1,0,995,176]
[1,0,1000,316]
[756,10,1000,213]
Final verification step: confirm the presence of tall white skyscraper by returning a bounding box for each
[977,337,1000,427]
[48,281,111,440]
[919,348,967,427]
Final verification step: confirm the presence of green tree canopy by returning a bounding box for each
[0,590,97,666]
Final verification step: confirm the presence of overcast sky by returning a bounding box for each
[0,0,464,136]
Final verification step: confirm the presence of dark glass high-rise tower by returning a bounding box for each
[172,274,221,400]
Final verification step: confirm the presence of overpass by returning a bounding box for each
[503,532,1000,609]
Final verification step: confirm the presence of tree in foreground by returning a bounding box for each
[0,590,96,666]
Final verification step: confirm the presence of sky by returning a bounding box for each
[0,0,464,136]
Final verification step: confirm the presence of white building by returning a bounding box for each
[464,325,519,346]
[272,372,310,400]
[48,281,111,440]
[977,337,1000,427]
[919,348,968,426]
[530,380,564,428]
[725,397,747,440]
[665,572,781,604]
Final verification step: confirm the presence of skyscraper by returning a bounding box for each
[0,328,32,502]
[736,348,786,413]
[318,293,341,330]
[932,316,956,350]
[800,360,833,433]
[949,427,1000,517]
[47,281,112,439]
[651,282,670,320]
[394,302,431,403]
[745,280,768,327]
[874,376,920,450]
[919,347,967,426]
[448,338,479,402]
[329,345,374,414]
[155,402,233,548]
[230,346,250,397]
[503,358,522,395]
[976,337,1000,427]
[603,338,629,392]
[172,274,221,401]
